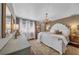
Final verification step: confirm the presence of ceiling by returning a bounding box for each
[13,3,79,21]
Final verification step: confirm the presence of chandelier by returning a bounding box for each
[44,13,49,23]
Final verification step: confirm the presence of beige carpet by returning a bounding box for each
[28,40,79,55]
[29,40,59,55]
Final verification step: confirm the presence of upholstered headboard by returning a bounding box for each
[50,23,70,37]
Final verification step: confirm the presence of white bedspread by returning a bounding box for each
[37,32,69,54]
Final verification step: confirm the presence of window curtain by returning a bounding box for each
[26,21,35,39]
[20,19,35,40]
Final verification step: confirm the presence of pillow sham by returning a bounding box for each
[55,30,62,34]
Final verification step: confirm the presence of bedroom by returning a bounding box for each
[0,3,79,55]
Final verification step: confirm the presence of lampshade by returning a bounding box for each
[14,24,19,30]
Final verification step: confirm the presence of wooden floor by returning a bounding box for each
[28,40,79,55]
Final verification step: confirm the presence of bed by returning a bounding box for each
[37,23,70,54]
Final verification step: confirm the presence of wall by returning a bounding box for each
[47,15,79,34]
[50,15,79,28]
[7,3,16,21]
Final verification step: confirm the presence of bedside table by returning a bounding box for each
[70,34,79,43]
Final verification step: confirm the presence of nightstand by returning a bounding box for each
[70,34,79,43]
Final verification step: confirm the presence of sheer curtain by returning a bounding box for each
[20,19,35,40]
[26,21,35,39]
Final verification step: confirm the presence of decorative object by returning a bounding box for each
[69,24,79,45]
[44,13,52,31]
[15,30,20,39]
[55,30,62,34]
